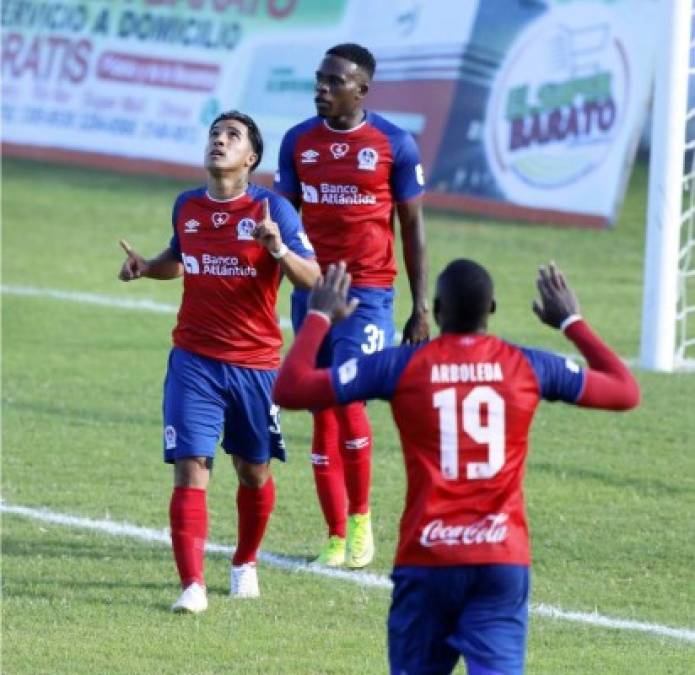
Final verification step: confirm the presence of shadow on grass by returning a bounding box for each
[2,533,325,611]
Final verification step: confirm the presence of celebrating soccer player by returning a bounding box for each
[274,43,429,568]
[118,111,319,613]
[274,261,640,673]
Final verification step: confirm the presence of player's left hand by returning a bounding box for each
[532,261,580,329]
[253,198,283,255]
[308,262,360,324]
[401,309,430,344]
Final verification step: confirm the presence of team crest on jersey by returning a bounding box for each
[212,212,229,228]
[164,425,177,450]
[237,218,256,241]
[357,147,378,171]
[330,143,349,159]
[301,149,319,163]
[184,219,200,233]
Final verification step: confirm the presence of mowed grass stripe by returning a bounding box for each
[3,501,694,644]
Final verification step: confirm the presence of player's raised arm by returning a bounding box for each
[274,263,358,409]
[253,198,320,290]
[118,240,183,282]
[533,262,640,410]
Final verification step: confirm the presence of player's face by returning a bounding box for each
[204,119,257,174]
[314,55,368,119]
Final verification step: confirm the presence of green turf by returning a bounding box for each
[2,157,694,673]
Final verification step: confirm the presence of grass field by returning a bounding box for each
[2,156,694,674]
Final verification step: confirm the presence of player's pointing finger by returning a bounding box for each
[263,198,271,222]
[119,239,135,257]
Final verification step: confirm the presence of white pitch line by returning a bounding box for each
[2,501,694,644]
[1,284,292,330]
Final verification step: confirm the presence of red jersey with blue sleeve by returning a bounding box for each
[274,111,424,288]
[328,333,585,567]
[169,184,314,369]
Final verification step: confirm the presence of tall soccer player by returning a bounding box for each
[118,111,319,613]
[274,261,640,674]
[274,43,429,568]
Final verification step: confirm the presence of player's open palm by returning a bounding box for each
[532,262,580,329]
[118,239,148,281]
[309,262,359,324]
[253,198,283,254]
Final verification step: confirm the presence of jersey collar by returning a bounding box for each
[205,190,247,203]
[323,111,368,134]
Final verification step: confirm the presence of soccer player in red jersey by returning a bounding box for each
[118,111,320,613]
[274,43,429,567]
[274,261,639,674]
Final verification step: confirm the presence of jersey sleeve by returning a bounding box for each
[274,129,300,199]
[520,347,586,403]
[390,131,425,203]
[268,192,315,258]
[330,344,421,403]
[168,192,188,260]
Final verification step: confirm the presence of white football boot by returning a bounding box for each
[230,562,260,598]
[171,582,208,614]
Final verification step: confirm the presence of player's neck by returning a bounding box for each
[441,322,488,335]
[325,108,366,131]
[207,173,248,200]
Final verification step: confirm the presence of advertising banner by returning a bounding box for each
[1,0,661,226]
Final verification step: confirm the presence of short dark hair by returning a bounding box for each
[437,259,494,330]
[326,43,376,80]
[209,110,263,171]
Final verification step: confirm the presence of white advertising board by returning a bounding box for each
[1,0,661,226]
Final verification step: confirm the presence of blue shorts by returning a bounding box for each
[388,565,529,675]
[291,286,395,367]
[162,347,286,465]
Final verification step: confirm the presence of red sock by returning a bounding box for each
[337,402,372,515]
[169,486,207,588]
[232,477,276,565]
[311,408,347,538]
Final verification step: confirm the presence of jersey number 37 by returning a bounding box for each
[433,385,505,481]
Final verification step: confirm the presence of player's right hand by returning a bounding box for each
[118,239,148,281]
[308,262,359,324]
[532,261,580,328]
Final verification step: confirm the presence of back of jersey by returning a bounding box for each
[390,333,541,567]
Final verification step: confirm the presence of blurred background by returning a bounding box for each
[1,0,667,227]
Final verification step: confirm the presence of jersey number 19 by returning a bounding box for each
[433,385,505,480]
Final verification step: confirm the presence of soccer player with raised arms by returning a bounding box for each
[274,43,429,568]
[118,111,319,613]
[274,261,640,674]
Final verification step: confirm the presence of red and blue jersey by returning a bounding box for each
[169,185,314,369]
[329,333,585,567]
[274,111,425,288]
